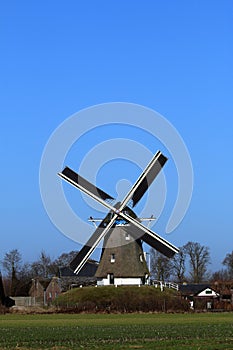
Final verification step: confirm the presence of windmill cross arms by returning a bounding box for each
[58,150,178,273]
[58,151,167,213]
[58,165,179,258]
[58,167,114,203]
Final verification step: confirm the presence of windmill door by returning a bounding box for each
[109,273,114,285]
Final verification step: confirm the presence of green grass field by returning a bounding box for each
[0,312,233,349]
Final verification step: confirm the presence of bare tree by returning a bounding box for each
[211,269,230,282]
[222,251,233,278]
[17,262,35,281]
[184,241,210,283]
[1,249,22,277]
[171,247,186,283]
[150,248,173,281]
[54,250,79,267]
[1,249,22,296]
[30,251,57,278]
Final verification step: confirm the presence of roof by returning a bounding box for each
[60,260,98,277]
[179,284,211,295]
[36,279,51,289]
[95,226,149,278]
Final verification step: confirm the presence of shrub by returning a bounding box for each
[0,305,8,314]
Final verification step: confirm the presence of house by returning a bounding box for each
[179,283,220,310]
[46,277,62,304]
[29,277,62,306]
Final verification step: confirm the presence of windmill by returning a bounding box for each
[58,151,179,286]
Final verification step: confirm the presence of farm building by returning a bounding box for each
[179,283,220,309]
[29,277,62,306]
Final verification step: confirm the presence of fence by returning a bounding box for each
[152,280,179,291]
[11,297,42,307]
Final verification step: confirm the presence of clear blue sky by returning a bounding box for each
[1,1,232,272]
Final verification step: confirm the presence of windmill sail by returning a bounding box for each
[59,167,114,202]
[131,151,168,207]
[123,224,178,258]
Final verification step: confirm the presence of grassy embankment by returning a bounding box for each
[53,285,189,312]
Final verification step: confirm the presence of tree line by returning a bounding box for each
[1,242,233,296]
[0,250,78,296]
[150,241,233,283]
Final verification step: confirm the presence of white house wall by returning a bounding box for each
[197,288,219,297]
[97,277,143,286]
[114,278,142,286]
[97,278,109,286]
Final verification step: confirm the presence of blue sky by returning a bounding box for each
[1,1,232,272]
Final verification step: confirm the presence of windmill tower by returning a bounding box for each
[58,151,179,286]
[95,226,149,286]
